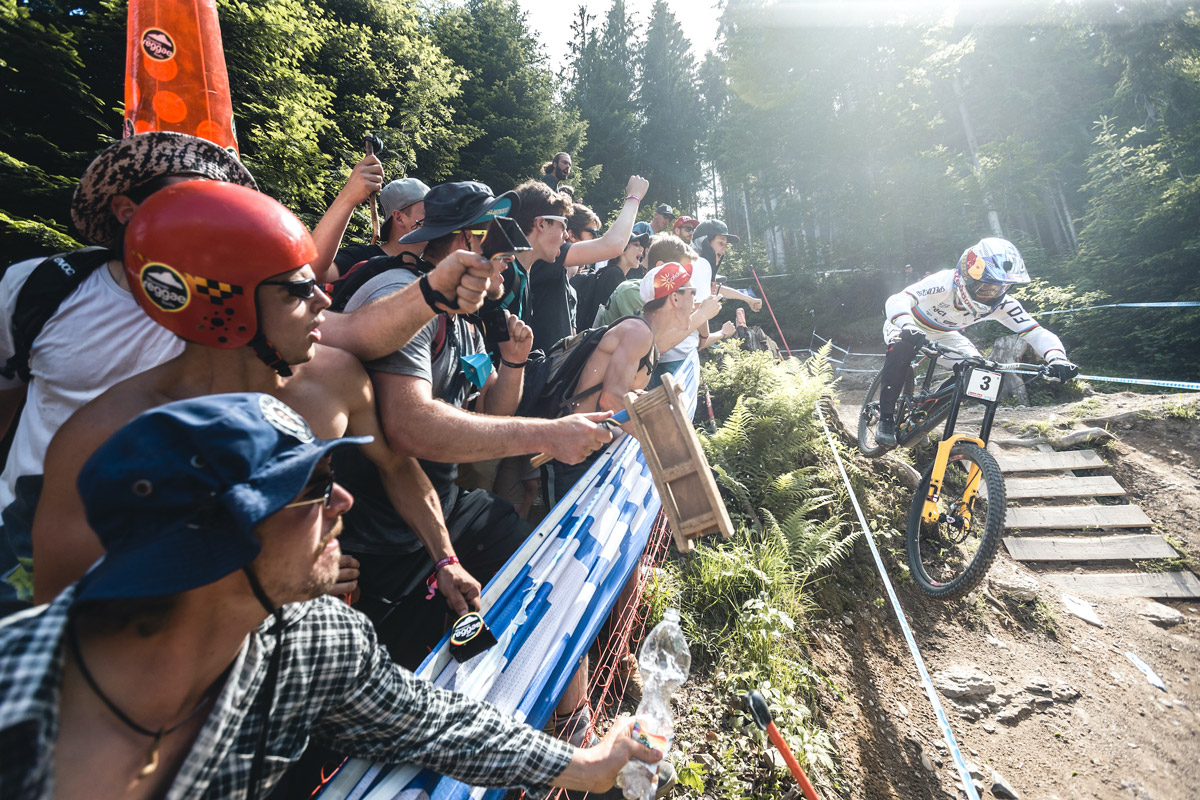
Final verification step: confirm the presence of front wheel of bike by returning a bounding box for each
[906,441,1005,599]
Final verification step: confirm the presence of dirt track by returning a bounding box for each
[811,390,1200,799]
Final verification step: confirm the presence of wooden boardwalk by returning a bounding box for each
[990,445,1198,599]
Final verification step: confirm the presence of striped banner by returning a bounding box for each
[320,354,701,800]
[1079,374,1200,392]
[1035,301,1200,316]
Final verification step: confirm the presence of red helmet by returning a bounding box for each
[124,181,317,349]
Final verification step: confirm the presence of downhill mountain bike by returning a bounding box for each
[857,342,1049,599]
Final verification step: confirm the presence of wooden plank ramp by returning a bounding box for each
[981,475,1125,501]
[1045,571,1200,599]
[1004,534,1178,562]
[993,449,1106,473]
[1005,504,1152,530]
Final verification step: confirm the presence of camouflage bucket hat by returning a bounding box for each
[71,131,257,248]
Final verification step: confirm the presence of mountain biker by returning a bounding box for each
[874,237,1078,446]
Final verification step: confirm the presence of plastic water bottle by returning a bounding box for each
[617,608,691,800]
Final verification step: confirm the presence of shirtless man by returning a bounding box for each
[31,182,601,606]
[0,133,489,615]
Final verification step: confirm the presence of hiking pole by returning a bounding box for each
[750,267,792,356]
[530,410,629,468]
[364,133,384,245]
[745,690,823,800]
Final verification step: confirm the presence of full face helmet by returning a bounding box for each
[953,237,1030,314]
[125,181,318,373]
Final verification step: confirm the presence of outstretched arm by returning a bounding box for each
[320,251,494,361]
[561,176,649,267]
[373,372,613,466]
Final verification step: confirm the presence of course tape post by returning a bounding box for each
[814,401,981,800]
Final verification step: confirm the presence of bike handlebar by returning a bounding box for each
[918,342,1049,376]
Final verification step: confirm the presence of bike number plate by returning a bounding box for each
[966,368,1002,401]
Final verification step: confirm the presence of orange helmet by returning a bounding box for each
[124,181,317,349]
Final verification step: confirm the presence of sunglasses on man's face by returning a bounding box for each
[284,471,336,509]
[681,226,695,233]
[261,277,318,299]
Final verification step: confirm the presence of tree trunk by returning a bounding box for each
[953,73,1004,238]
[991,334,1030,405]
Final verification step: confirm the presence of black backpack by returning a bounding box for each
[1,247,115,382]
[325,252,449,359]
[517,316,652,419]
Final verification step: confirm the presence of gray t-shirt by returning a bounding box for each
[336,267,489,555]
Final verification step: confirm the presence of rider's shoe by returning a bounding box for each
[874,415,897,447]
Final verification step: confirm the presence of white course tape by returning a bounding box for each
[815,400,981,800]
[1079,374,1200,392]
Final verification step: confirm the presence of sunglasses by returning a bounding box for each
[284,471,335,509]
[681,226,695,233]
[261,277,318,299]
[582,228,600,236]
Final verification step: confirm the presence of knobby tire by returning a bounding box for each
[906,441,1005,600]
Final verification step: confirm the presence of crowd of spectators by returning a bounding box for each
[0,136,760,799]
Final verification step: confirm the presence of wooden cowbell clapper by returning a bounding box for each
[625,373,733,552]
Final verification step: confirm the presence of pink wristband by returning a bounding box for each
[425,556,461,599]
[625,194,642,203]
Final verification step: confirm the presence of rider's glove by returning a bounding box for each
[898,326,927,348]
[1047,359,1078,382]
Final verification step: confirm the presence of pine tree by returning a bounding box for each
[432,0,586,194]
[567,0,640,213]
[637,0,702,214]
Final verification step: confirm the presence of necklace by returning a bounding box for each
[66,620,229,778]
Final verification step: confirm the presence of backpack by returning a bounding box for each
[325,252,449,360]
[517,316,653,419]
[1,247,115,382]
[569,267,602,329]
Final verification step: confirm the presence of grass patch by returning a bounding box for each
[664,342,858,797]
[1162,398,1200,421]
[1069,397,1105,418]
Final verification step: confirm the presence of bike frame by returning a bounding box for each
[916,353,1004,525]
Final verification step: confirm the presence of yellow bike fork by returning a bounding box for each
[922,434,986,525]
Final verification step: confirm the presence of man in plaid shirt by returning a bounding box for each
[0,393,658,799]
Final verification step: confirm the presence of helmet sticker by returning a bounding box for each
[258,395,314,443]
[140,263,190,312]
[966,250,985,280]
[190,276,245,306]
[141,28,176,62]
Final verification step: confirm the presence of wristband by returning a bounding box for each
[501,357,528,369]
[625,194,642,203]
[425,556,461,599]
[418,273,460,312]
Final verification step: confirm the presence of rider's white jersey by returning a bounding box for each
[884,269,1067,361]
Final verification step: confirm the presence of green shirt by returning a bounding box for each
[594,279,644,327]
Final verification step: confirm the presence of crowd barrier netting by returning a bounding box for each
[320,353,701,800]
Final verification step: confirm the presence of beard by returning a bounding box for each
[555,165,569,180]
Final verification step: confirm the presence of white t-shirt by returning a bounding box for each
[660,256,713,363]
[0,258,184,509]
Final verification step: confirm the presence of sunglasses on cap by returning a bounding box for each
[261,277,319,299]
[283,471,336,509]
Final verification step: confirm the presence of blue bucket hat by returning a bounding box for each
[72,393,371,606]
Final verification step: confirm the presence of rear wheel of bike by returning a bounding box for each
[906,441,1005,599]
[857,368,914,457]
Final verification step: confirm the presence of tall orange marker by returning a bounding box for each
[123,0,238,153]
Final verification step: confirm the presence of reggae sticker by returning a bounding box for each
[966,250,986,280]
[258,395,315,443]
[140,263,190,312]
[141,28,176,61]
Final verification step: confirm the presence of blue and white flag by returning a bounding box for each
[321,355,701,800]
